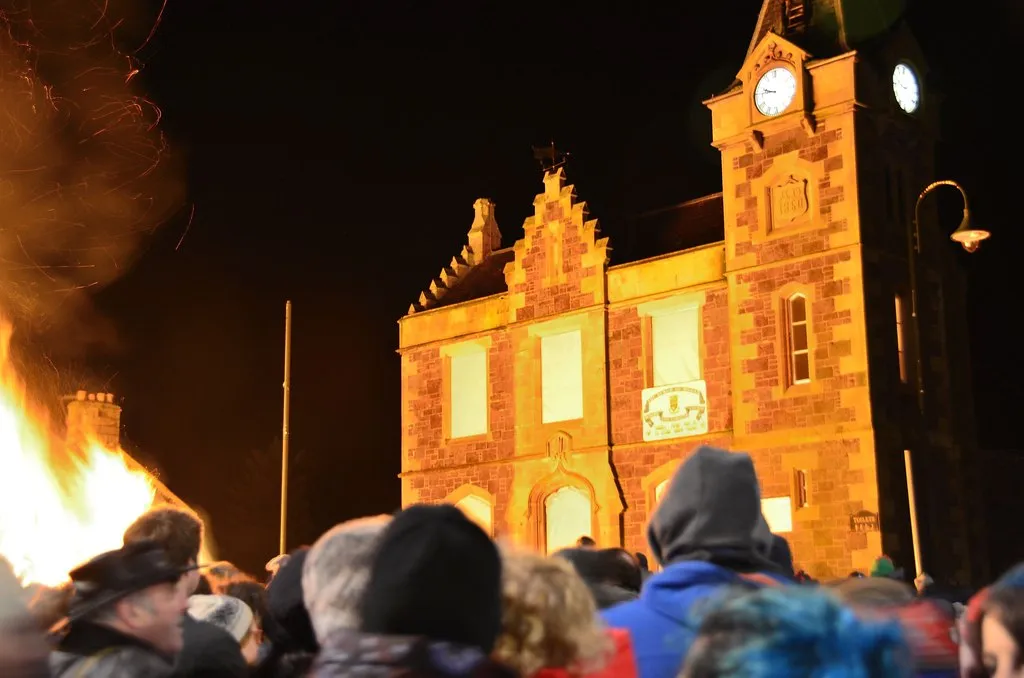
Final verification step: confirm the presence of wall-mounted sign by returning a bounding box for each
[849,510,880,533]
[642,380,708,442]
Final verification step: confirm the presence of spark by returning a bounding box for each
[175,203,195,251]
[0,0,185,328]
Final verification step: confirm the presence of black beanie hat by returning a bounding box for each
[358,504,501,652]
[265,547,318,652]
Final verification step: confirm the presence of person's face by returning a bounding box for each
[982,614,1023,678]
[240,620,262,665]
[119,580,189,656]
[182,559,201,596]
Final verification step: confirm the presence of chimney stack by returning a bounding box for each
[466,198,501,264]
[66,392,122,451]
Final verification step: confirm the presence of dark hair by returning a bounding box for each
[635,552,649,569]
[576,536,596,547]
[193,574,213,596]
[123,507,202,569]
[600,548,642,593]
[222,576,268,624]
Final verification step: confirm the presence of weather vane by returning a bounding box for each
[532,141,570,173]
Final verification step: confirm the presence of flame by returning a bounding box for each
[0,322,156,586]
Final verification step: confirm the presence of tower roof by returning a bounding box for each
[747,0,906,59]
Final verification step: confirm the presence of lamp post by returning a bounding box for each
[904,179,989,578]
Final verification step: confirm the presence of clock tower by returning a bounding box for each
[705,0,981,582]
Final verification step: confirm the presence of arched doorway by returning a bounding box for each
[544,485,592,554]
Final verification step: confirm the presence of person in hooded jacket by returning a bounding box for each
[600,446,788,678]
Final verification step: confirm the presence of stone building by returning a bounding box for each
[397,0,980,581]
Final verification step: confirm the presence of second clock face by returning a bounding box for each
[893,63,920,114]
[754,67,797,117]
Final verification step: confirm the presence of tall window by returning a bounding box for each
[795,469,809,508]
[449,347,487,438]
[650,306,701,386]
[786,294,811,385]
[541,330,584,423]
[894,294,908,383]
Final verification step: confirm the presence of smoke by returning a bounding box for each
[0,0,185,335]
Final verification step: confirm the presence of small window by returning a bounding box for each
[795,469,809,508]
[785,294,811,385]
[894,295,908,384]
[762,497,793,533]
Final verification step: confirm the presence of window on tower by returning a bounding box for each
[785,294,811,386]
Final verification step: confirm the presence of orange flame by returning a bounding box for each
[0,323,156,586]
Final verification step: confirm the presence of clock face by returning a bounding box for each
[754,67,798,117]
[893,63,920,113]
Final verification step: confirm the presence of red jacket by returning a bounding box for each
[533,628,638,678]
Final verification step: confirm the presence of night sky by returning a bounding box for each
[30,0,1020,570]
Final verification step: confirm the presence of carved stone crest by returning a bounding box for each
[546,431,572,466]
[754,42,796,74]
[769,175,809,230]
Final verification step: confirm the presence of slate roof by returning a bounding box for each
[430,247,515,310]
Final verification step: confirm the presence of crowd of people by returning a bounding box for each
[0,445,1021,677]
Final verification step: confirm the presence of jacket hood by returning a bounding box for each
[647,446,774,568]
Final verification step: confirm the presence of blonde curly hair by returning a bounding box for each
[493,547,611,676]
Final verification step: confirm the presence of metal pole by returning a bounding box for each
[909,199,925,415]
[280,300,292,555]
[904,449,923,576]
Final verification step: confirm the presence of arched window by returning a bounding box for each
[655,480,669,506]
[785,294,811,385]
[455,494,493,536]
[544,486,592,554]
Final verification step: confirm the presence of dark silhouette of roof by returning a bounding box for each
[431,247,515,310]
[609,193,724,266]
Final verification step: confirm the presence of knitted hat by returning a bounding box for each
[870,556,896,578]
[359,504,502,652]
[302,515,392,644]
[188,595,253,643]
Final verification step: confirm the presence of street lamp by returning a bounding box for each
[909,179,987,413]
[904,178,988,580]
[917,180,991,254]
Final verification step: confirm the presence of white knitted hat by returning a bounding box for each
[188,594,253,643]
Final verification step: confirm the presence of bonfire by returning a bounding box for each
[0,322,157,586]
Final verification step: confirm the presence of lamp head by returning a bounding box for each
[949,208,990,253]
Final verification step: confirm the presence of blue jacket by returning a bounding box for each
[601,561,785,678]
